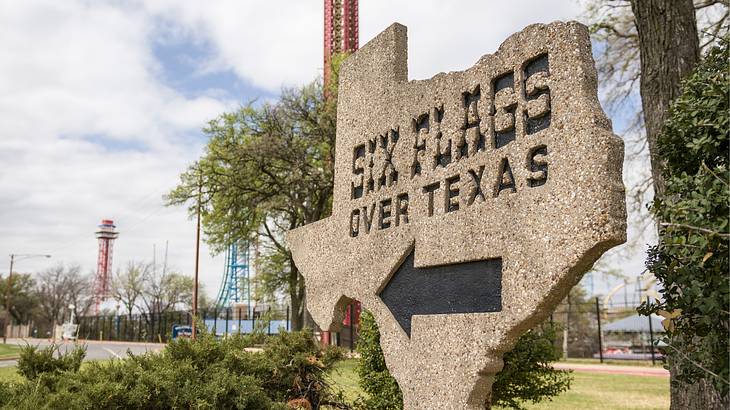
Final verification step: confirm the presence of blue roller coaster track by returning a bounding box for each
[215,241,251,313]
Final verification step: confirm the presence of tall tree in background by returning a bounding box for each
[111,261,197,320]
[555,287,599,360]
[0,274,38,324]
[167,79,336,331]
[139,268,193,318]
[587,0,727,199]
[35,264,89,330]
[111,261,148,319]
[629,0,700,196]
[580,0,727,287]
[64,267,94,321]
[587,1,728,407]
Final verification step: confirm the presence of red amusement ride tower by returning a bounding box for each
[324,0,359,87]
[93,219,119,313]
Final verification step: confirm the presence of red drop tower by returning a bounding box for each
[324,0,359,87]
[93,219,119,313]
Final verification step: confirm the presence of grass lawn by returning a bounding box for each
[0,344,20,360]
[516,372,669,410]
[327,358,361,403]
[328,359,669,410]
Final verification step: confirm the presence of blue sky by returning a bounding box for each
[0,0,654,308]
[152,32,275,104]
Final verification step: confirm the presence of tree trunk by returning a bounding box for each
[667,356,730,410]
[289,257,305,331]
[629,1,725,408]
[630,0,699,197]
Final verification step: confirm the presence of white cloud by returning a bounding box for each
[360,1,581,80]
[139,0,322,91]
[139,1,583,91]
[0,0,230,147]
[0,0,649,305]
[0,0,232,296]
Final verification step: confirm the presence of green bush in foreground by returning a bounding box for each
[355,310,571,409]
[491,324,571,409]
[638,36,729,396]
[354,311,402,409]
[0,330,345,409]
[16,343,85,382]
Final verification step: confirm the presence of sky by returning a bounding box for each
[0,0,654,307]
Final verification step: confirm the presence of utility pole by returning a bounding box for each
[192,171,202,339]
[163,240,169,275]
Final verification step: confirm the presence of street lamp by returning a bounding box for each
[68,304,76,325]
[4,253,51,343]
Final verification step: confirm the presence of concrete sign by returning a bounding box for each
[287,21,626,409]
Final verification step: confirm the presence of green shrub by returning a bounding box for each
[354,310,571,410]
[321,345,347,367]
[638,36,729,395]
[491,324,571,409]
[259,330,332,406]
[354,311,402,410]
[16,343,85,381]
[0,331,344,409]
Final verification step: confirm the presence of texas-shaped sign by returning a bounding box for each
[287,21,626,409]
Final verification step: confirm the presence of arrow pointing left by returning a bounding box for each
[378,249,502,337]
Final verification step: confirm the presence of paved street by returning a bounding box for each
[0,338,165,367]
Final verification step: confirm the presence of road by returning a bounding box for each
[0,338,165,367]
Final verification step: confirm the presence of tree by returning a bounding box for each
[638,39,729,408]
[0,273,38,324]
[490,324,572,409]
[586,2,729,407]
[35,264,87,330]
[167,79,336,331]
[139,267,193,318]
[587,0,727,197]
[354,311,403,410]
[65,267,93,321]
[111,261,148,319]
[196,284,216,311]
[554,286,598,359]
[111,261,193,319]
[629,0,700,196]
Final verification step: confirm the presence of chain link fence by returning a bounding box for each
[550,298,664,364]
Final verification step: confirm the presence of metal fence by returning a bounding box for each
[550,298,664,364]
[74,307,292,344]
[72,306,360,350]
[58,298,658,362]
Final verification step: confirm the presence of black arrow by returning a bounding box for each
[378,249,502,337]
